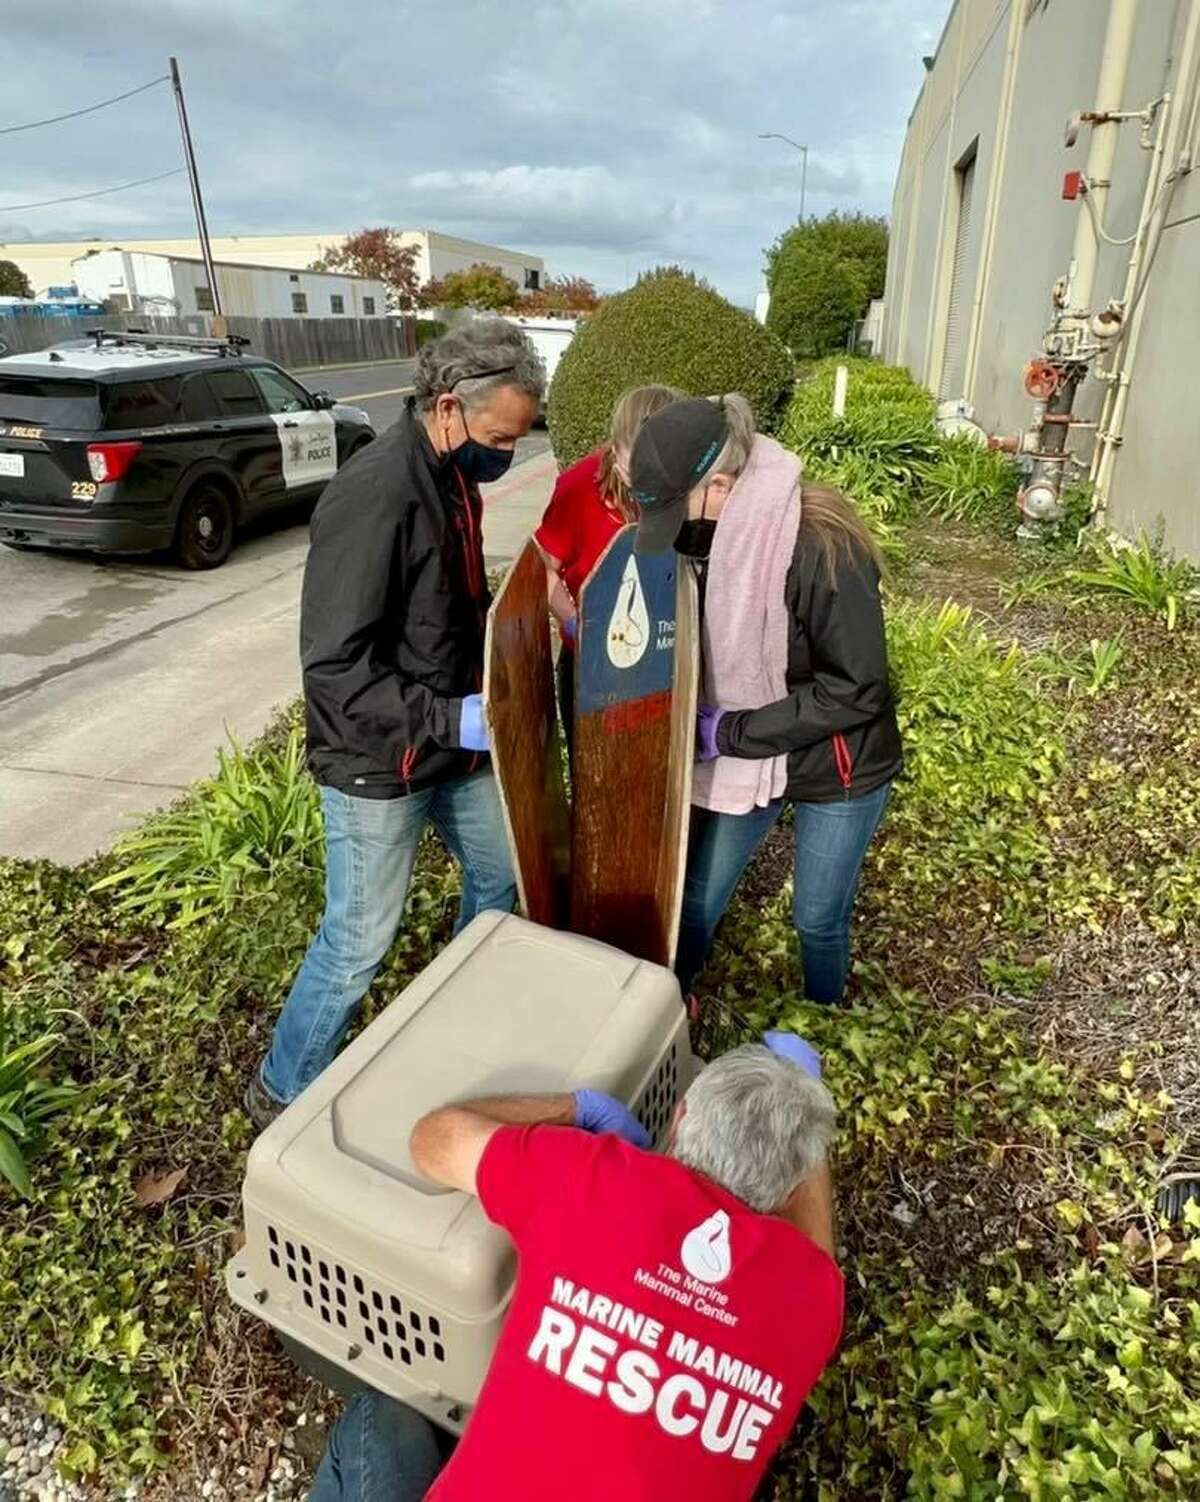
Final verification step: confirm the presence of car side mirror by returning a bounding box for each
[311,390,335,411]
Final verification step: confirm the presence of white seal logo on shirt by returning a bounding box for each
[606,556,650,669]
[680,1209,732,1284]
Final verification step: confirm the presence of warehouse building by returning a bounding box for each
[70,248,387,321]
[4,231,544,304]
[883,0,1200,558]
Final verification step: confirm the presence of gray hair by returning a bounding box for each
[413,317,545,413]
[707,392,757,479]
[670,1043,836,1212]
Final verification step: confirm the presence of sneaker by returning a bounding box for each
[244,1070,286,1134]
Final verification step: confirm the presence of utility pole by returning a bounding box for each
[169,56,224,333]
[759,133,809,222]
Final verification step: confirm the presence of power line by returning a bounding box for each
[0,168,185,213]
[0,76,169,135]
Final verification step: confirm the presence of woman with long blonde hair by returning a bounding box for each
[630,393,902,1004]
[535,384,682,747]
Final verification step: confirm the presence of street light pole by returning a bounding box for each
[758,132,809,223]
[169,55,224,331]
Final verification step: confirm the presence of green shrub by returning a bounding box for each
[764,212,888,357]
[918,435,1019,525]
[91,725,321,928]
[415,319,448,348]
[1069,530,1196,629]
[0,1017,80,1197]
[546,268,793,466]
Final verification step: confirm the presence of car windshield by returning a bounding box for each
[0,375,102,430]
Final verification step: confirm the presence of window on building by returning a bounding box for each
[292,292,308,315]
[362,296,376,316]
[195,285,214,312]
[524,269,541,290]
[289,273,300,283]
[206,368,264,418]
[330,294,345,315]
[250,365,311,414]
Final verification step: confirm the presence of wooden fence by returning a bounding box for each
[0,311,417,368]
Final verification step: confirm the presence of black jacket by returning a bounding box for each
[301,404,488,797]
[714,529,903,803]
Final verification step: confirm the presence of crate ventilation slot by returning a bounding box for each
[267,1225,447,1365]
[634,1047,679,1141]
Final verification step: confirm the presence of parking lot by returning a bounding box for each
[0,360,554,863]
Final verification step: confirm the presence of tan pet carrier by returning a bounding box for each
[226,912,692,1433]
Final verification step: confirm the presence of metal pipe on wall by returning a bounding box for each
[1092,0,1200,521]
[1064,0,1139,322]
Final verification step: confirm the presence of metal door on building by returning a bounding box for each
[939,153,977,401]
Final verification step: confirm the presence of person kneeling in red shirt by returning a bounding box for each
[308,1032,841,1501]
[535,384,682,753]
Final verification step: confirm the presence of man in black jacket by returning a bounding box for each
[246,320,544,1127]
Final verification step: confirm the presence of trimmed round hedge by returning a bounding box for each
[546,271,794,467]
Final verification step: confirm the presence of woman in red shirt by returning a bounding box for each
[536,384,682,750]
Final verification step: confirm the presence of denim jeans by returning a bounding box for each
[262,769,516,1103]
[308,1391,451,1502]
[675,782,892,1002]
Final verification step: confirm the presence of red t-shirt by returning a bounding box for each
[426,1125,843,1502]
[535,448,627,619]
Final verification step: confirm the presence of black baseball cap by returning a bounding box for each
[630,397,728,554]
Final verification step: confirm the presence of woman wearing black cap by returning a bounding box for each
[630,393,902,1003]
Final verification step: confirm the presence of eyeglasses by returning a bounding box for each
[449,365,516,391]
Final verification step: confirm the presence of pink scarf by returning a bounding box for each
[691,434,802,815]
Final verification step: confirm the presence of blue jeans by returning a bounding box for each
[309,1391,450,1502]
[675,783,892,1002]
[262,770,516,1103]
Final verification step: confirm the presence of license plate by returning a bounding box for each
[0,454,25,479]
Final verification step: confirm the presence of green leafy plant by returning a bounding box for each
[1069,531,1196,628]
[546,268,794,466]
[764,211,888,357]
[91,725,321,927]
[917,435,1018,525]
[0,1013,79,1197]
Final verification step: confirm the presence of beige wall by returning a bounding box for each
[6,230,546,300]
[883,0,1199,558]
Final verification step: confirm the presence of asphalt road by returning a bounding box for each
[0,361,555,863]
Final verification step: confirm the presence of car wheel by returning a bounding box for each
[174,482,235,569]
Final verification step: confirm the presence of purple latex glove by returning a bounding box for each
[696,705,725,762]
[572,1089,652,1148]
[561,614,578,644]
[762,1030,822,1079]
[458,693,489,752]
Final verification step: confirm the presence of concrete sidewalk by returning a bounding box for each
[0,451,557,866]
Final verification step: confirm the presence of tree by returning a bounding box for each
[519,275,602,315]
[763,211,887,356]
[0,261,34,299]
[309,228,420,312]
[547,268,793,466]
[422,263,522,311]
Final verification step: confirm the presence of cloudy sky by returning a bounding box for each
[1,0,947,307]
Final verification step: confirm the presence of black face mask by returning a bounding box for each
[674,518,717,558]
[450,402,515,484]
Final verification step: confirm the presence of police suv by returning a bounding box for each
[0,330,375,568]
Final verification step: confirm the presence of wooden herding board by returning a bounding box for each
[570,526,699,967]
[483,538,570,927]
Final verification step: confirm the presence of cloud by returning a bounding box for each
[0,0,948,304]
